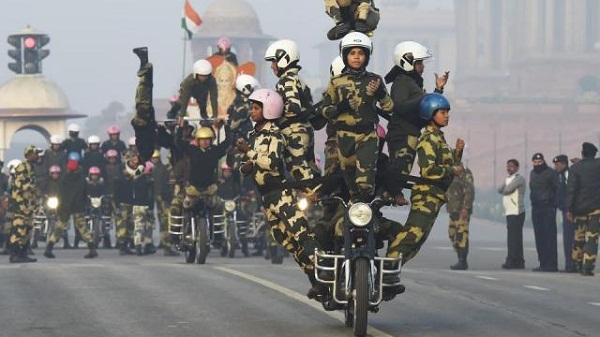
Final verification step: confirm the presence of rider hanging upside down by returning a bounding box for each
[324,0,380,40]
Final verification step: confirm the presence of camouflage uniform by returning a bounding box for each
[275,68,319,181]
[226,92,253,184]
[386,125,459,265]
[322,70,393,202]
[572,211,600,273]
[179,73,218,119]
[130,56,156,161]
[7,160,37,255]
[151,160,172,250]
[445,166,475,266]
[243,121,320,273]
[325,0,379,36]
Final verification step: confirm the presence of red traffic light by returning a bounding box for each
[24,37,36,49]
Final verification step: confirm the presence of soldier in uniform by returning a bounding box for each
[114,151,145,255]
[322,32,393,203]
[62,123,87,157]
[132,162,155,256]
[384,41,450,205]
[130,46,157,162]
[236,88,323,298]
[212,37,238,66]
[101,125,127,160]
[179,59,218,119]
[7,146,41,263]
[566,142,600,276]
[264,39,319,183]
[43,152,99,259]
[149,150,177,256]
[385,94,464,291]
[445,163,475,270]
[324,0,380,40]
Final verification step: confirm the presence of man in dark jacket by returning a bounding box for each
[566,142,600,276]
[179,59,218,119]
[529,152,558,272]
[553,154,577,272]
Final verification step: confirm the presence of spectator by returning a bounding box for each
[553,154,577,273]
[498,159,526,269]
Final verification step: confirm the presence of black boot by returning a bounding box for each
[73,229,81,249]
[133,47,149,71]
[306,271,327,300]
[450,250,468,270]
[144,243,156,255]
[135,245,144,256]
[102,234,112,249]
[10,246,37,263]
[119,241,135,256]
[44,241,56,258]
[354,19,369,33]
[84,242,98,259]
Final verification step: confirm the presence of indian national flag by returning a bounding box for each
[181,0,202,39]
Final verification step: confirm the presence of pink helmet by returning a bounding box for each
[217,37,232,50]
[220,162,232,171]
[376,124,387,139]
[144,161,154,174]
[88,166,101,175]
[249,89,284,120]
[107,125,120,135]
[105,149,118,158]
[49,165,61,174]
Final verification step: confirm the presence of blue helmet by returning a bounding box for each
[419,93,450,121]
[67,152,81,162]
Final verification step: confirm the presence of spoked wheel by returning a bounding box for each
[196,217,209,264]
[353,258,369,337]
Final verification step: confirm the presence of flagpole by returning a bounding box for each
[182,31,188,81]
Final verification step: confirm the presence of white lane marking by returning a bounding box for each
[523,285,550,291]
[215,266,395,337]
[588,302,600,307]
[475,276,498,281]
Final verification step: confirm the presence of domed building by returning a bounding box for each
[0,74,85,160]
[190,0,274,83]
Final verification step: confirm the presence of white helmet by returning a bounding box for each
[50,134,63,145]
[193,59,212,76]
[68,123,80,133]
[393,41,433,72]
[87,135,100,144]
[340,32,373,68]
[330,56,346,77]
[7,159,21,175]
[264,39,300,69]
[128,137,136,146]
[235,74,261,96]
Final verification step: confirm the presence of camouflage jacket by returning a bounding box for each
[179,73,219,118]
[322,70,393,132]
[275,67,314,126]
[11,161,37,205]
[243,122,287,193]
[445,166,475,214]
[227,92,253,139]
[413,125,459,200]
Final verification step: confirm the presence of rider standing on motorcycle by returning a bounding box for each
[321,32,393,203]
[44,152,99,259]
[169,119,231,232]
[236,88,324,298]
[385,94,464,267]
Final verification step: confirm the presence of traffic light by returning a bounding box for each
[6,27,50,74]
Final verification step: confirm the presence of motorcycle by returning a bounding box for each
[246,210,285,264]
[169,195,212,264]
[213,197,249,258]
[311,196,402,337]
[86,195,112,246]
[32,195,59,247]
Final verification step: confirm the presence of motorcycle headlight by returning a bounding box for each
[298,198,309,211]
[46,197,59,209]
[348,203,372,227]
[90,198,102,208]
[224,200,236,212]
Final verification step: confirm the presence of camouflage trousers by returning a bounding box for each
[572,210,600,272]
[8,214,33,251]
[132,62,153,128]
[48,213,92,245]
[337,130,378,202]
[154,198,171,248]
[324,137,340,177]
[388,134,419,176]
[281,122,319,181]
[262,189,320,273]
[116,203,133,244]
[386,187,445,265]
[133,205,153,246]
[448,213,470,255]
[325,0,374,22]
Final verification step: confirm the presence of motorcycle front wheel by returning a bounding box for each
[353,258,369,337]
[196,216,209,264]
